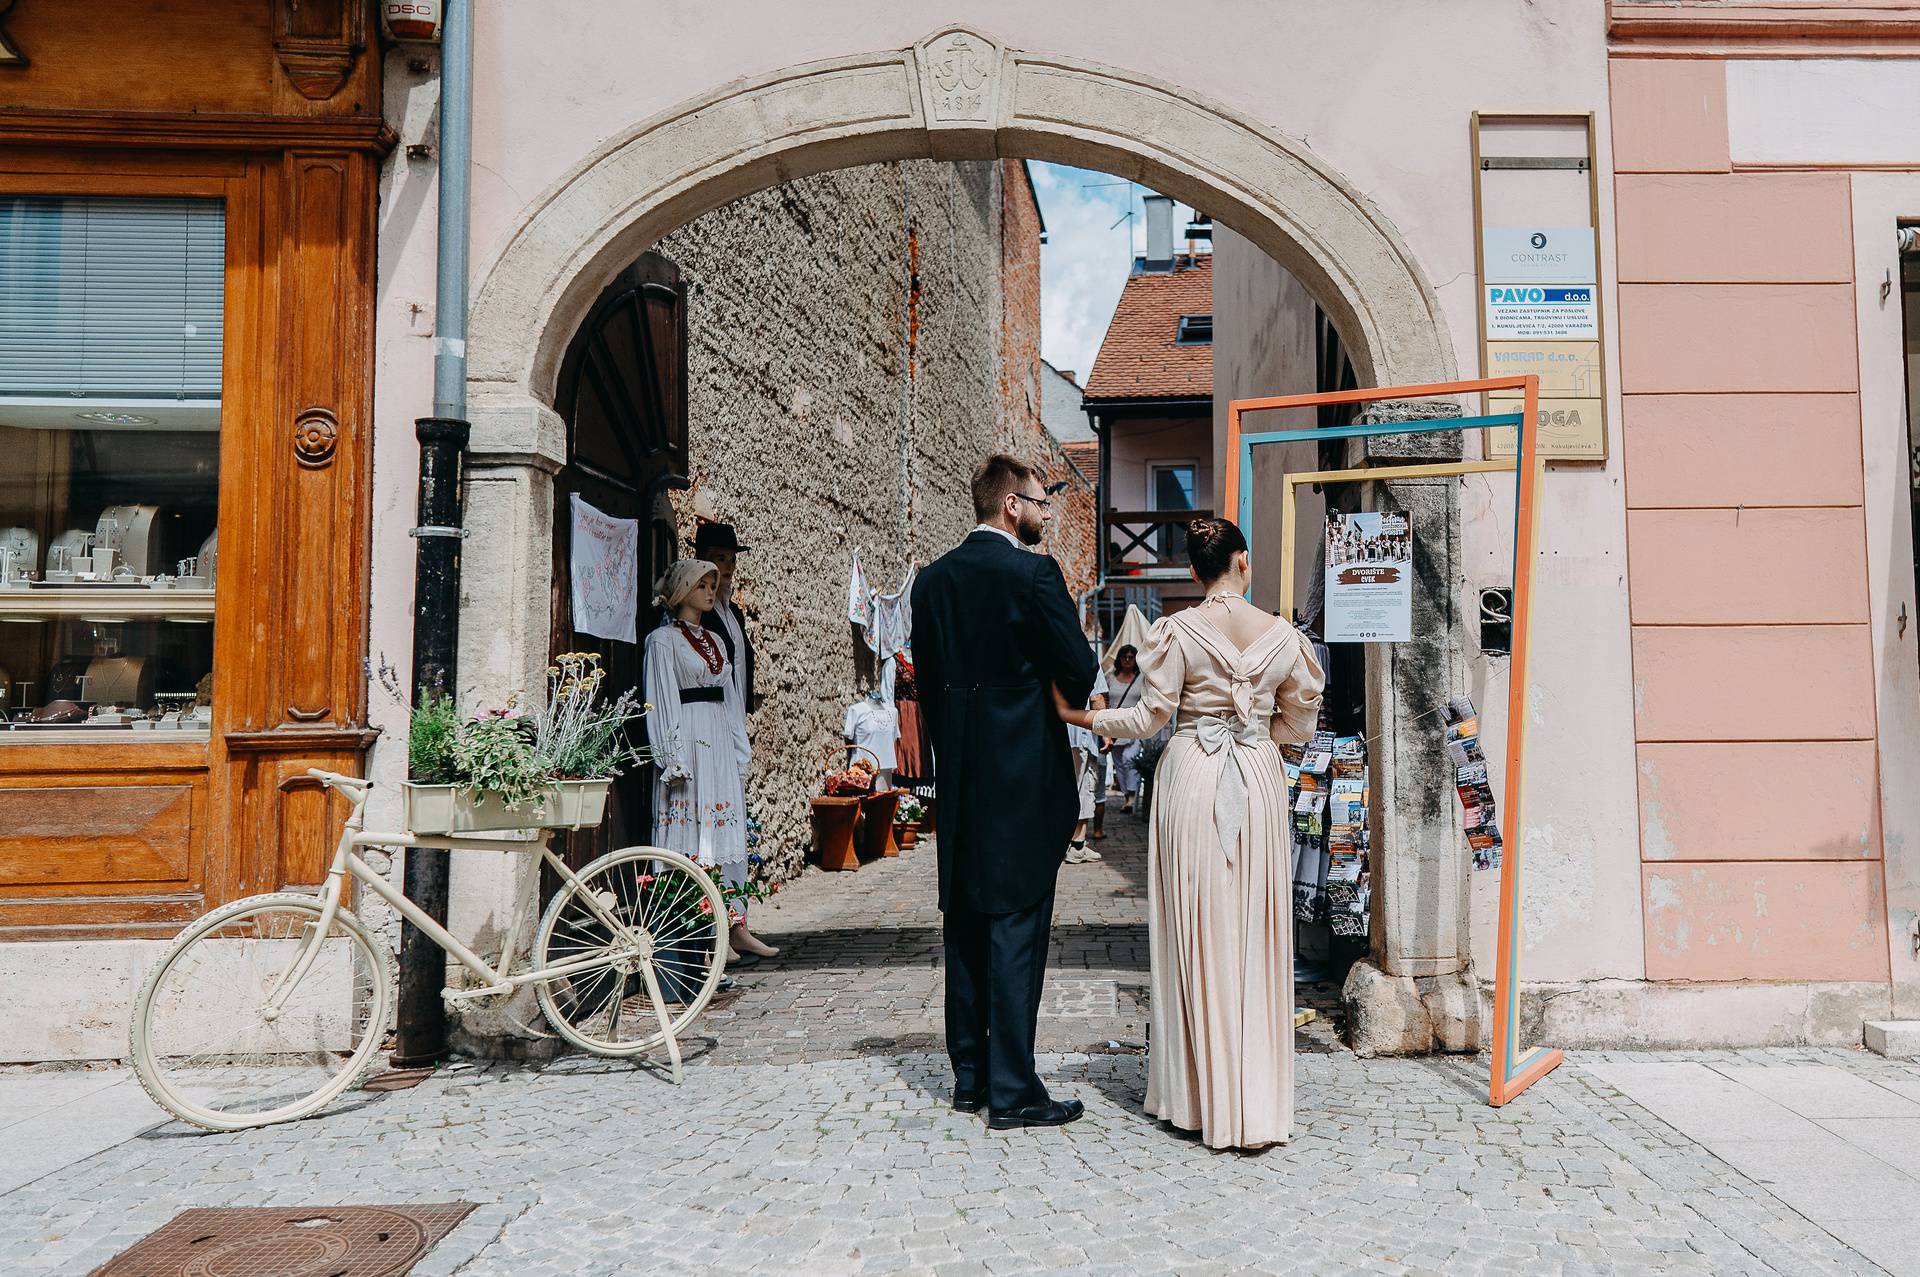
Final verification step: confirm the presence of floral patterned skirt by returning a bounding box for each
[650,701,748,874]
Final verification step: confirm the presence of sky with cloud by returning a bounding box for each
[1029,162,1201,383]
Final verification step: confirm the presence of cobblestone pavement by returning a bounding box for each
[1,814,1913,1274]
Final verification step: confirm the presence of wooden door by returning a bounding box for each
[550,253,688,880]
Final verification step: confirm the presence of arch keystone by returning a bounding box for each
[914,27,1006,158]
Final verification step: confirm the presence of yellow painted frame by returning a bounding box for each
[1225,375,1558,1107]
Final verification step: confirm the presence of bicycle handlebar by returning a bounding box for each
[305,767,371,792]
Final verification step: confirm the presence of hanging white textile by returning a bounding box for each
[568,494,640,643]
[847,548,873,629]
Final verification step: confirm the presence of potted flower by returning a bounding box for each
[405,652,650,833]
[893,796,926,850]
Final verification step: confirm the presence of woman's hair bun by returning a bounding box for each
[1185,517,1248,583]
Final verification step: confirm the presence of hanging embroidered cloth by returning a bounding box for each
[569,494,639,643]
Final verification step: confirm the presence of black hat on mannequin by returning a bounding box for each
[692,520,750,554]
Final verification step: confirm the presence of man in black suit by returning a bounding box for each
[693,520,756,713]
[911,455,1098,1130]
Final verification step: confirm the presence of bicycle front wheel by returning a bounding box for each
[532,846,728,1056]
[131,892,393,1131]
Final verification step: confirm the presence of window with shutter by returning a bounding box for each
[0,196,225,740]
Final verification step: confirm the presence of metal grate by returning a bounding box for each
[91,1203,476,1277]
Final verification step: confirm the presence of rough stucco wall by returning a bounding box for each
[653,159,1025,879]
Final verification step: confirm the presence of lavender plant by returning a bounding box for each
[531,652,653,780]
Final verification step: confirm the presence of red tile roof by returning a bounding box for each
[1082,256,1212,403]
[1061,439,1099,481]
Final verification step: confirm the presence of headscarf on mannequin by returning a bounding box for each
[652,558,718,612]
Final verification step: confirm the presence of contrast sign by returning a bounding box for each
[1482,227,1597,285]
[1323,512,1411,642]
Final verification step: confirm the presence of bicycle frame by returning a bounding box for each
[266,771,667,1014]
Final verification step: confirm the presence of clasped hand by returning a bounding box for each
[1050,684,1096,730]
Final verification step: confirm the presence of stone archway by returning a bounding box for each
[447,27,1471,1057]
[464,26,1455,430]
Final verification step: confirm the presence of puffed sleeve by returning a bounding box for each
[643,629,689,781]
[1089,617,1182,741]
[1269,628,1326,746]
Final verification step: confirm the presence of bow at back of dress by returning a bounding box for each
[1169,610,1303,730]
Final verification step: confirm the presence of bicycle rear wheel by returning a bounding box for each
[532,846,728,1056]
[130,892,393,1131]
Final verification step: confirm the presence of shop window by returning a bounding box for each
[0,196,224,738]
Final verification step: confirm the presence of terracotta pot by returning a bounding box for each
[810,796,862,871]
[896,826,917,850]
[858,790,902,859]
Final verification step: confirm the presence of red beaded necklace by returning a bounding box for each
[676,619,724,675]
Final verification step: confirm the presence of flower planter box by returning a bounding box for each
[858,790,902,860]
[896,825,918,850]
[810,795,862,871]
[403,778,610,834]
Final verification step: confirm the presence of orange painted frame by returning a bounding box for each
[1224,376,1557,1107]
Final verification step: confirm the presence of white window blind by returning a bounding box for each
[0,196,225,402]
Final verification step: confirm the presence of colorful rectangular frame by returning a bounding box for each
[1225,376,1559,1107]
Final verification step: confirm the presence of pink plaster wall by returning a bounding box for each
[1627,508,1868,625]
[1618,284,1860,394]
[1609,58,1728,174]
[1612,51,1887,990]
[1631,626,1875,742]
[1615,173,1852,283]
[1644,862,1889,982]
[1638,741,1879,861]
[1622,394,1864,509]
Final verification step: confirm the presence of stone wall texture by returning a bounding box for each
[653,159,1092,882]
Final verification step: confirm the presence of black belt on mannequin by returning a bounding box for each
[679,686,725,705]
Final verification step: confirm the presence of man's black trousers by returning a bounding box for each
[943,888,1057,1114]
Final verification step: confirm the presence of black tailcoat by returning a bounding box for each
[910,531,1097,915]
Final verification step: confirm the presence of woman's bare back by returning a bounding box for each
[1192,593,1280,653]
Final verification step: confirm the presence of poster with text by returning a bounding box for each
[1324,512,1411,642]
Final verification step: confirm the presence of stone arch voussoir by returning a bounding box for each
[464,28,1454,423]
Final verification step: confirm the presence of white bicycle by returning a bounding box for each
[130,768,728,1131]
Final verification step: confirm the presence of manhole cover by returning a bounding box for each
[91,1203,476,1277]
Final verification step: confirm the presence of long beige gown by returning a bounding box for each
[1091,609,1325,1150]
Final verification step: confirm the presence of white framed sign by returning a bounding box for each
[1481,226,1596,285]
[1483,285,1598,340]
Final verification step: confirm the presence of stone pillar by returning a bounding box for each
[442,389,569,1057]
[1340,400,1484,1055]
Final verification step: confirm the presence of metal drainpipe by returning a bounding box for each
[395,0,473,1067]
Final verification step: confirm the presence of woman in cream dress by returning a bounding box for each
[1061,518,1323,1150]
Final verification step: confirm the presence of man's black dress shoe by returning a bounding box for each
[951,1089,986,1114]
[987,1098,1084,1130]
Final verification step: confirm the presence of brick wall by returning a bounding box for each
[656,159,1079,880]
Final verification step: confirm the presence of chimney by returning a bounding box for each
[1143,195,1174,272]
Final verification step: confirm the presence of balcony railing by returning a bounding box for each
[1103,508,1213,576]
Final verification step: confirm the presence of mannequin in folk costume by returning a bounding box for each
[643,558,779,961]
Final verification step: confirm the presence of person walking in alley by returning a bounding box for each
[1057,517,1324,1150]
[911,455,1098,1130]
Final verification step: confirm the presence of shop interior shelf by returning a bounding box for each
[0,587,216,619]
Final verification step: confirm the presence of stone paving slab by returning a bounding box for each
[0,1048,1895,1276]
[2,810,1911,1272]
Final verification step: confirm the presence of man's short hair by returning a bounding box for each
[971,454,1037,522]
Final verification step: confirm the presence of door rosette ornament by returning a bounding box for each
[293,407,339,467]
